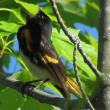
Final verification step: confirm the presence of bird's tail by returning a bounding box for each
[66,77,83,98]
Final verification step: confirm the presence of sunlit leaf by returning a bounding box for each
[51,28,97,96]
[0,21,21,33]
[15,0,39,15]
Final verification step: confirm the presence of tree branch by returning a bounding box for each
[0,73,86,109]
[73,42,95,110]
[98,0,110,74]
[94,0,110,109]
[49,0,103,78]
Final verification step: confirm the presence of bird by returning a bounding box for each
[17,9,82,98]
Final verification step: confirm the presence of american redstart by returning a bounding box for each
[17,10,82,98]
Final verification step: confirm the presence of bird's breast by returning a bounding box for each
[20,51,51,80]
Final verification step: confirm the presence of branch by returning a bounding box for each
[0,73,86,109]
[94,0,110,109]
[98,0,110,74]
[49,0,103,78]
[73,41,95,110]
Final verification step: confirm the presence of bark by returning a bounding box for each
[98,0,110,74]
[97,0,110,109]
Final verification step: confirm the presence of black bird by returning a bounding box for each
[17,10,82,98]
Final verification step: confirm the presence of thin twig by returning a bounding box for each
[49,0,103,78]
[73,41,95,110]
[0,73,86,109]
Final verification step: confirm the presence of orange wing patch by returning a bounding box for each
[42,55,58,64]
[24,28,32,52]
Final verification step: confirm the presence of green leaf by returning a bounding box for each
[0,83,5,91]
[51,28,97,96]
[44,83,62,96]
[8,70,32,82]
[0,21,20,33]
[15,0,39,15]
[57,0,81,15]
[0,8,25,24]
[0,88,53,110]
[83,33,98,48]
[0,31,12,37]
[1,54,10,69]
[52,106,62,110]
[57,0,99,29]
[10,51,33,80]
[21,96,53,110]
[0,88,25,110]
[81,41,97,65]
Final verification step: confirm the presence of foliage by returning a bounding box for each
[0,0,99,110]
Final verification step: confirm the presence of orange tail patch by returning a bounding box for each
[67,77,83,98]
